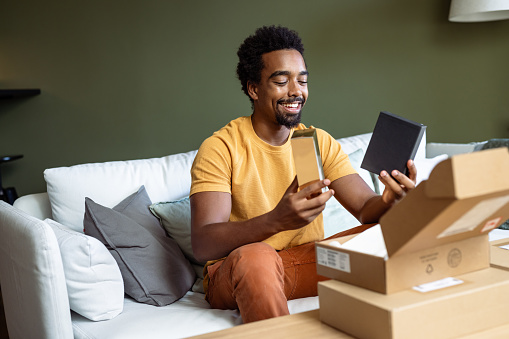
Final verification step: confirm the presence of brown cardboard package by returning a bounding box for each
[316,148,509,293]
[490,237,509,271]
[318,268,509,339]
[291,128,324,190]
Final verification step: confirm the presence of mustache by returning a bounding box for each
[277,97,305,105]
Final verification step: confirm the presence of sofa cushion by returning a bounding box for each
[44,150,198,232]
[84,186,196,306]
[323,148,366,237]
[45,218,124,321]
[149,197,205,266]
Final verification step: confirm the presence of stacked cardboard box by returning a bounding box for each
[316,148,509,338]
[490,237,509,271]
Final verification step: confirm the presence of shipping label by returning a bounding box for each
[316,247,351,273]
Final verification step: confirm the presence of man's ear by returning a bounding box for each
[247,81,258,101]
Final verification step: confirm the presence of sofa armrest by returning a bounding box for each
[13,192,52,220]
[0,201,72,339]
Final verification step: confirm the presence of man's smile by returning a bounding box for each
[278,98,304,114]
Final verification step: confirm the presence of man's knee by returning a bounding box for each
[230,242,283,277]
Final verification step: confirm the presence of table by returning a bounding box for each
[189,309,509,339]
[190,310,352,338]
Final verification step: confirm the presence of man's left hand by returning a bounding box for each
[378,159,417,206]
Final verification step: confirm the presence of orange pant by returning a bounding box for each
[205,224,374,323]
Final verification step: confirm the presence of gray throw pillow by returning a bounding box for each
[84,186,196,306]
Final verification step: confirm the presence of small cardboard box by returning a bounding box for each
[490,237,509,271]
[318,268,509,339]
[291,128,324,190]
[316,148,509,293]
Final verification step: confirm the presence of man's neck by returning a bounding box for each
[251,113,291,146]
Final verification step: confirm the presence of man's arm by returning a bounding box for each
[191,177,334,262]
[329,160,417,224]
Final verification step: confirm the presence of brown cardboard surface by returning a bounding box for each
[319,268,509,339]
[291,128,324,189]
[425,148,509,199]
[490,237,509,271]
[316,234,489,294]
[317,148,509,293]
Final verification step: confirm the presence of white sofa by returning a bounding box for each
[1,131,507,339]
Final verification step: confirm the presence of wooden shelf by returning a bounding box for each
[0,89,41,99]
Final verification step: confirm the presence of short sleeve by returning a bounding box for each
[316,128,357,182]
[190,136,233,196]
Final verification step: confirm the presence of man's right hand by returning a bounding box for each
[269,176,334,232]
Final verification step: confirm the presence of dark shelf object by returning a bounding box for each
[1,155,23,163]
[0,89,41,99]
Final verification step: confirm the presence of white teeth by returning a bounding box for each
[282,103,299,108]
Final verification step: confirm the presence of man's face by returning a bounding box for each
[249,49,308,128]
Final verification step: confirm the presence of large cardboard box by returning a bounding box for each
[316,148,509,293]
[490,237,509,271]
[318,268,509,339]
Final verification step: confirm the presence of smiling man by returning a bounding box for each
[190,25,416,323]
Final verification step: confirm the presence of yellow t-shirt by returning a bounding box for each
[190,115,356,250]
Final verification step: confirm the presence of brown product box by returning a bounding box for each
[318,267,509,339]
[316,147,509,293]
[291,128,324,190]
[490,237,509,271]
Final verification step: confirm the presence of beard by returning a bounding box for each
[275,97,304,128]
[276,110,302,128]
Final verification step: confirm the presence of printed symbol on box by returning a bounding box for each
[448,248,462,268]
[481,217,502,233]
[426,264,433,274]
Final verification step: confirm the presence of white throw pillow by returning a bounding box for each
[44,150,197,232]
[45,218,124,321]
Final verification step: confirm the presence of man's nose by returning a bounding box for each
[288,80,302,97]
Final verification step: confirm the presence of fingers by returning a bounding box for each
[406,159,417,183]
[275,178,334,230]
[298,178,330,195]
[379,169,415,198]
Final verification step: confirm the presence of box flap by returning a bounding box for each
[426,148,509,199]
[380,148,509,257]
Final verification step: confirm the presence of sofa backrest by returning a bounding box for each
[43,150,198,232]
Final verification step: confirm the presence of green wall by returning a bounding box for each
[1,0,508,196]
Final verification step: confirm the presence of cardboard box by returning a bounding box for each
[319,267,509,339]
[291,128,324,190]
[316,148,509,293]
[490,237,509,271]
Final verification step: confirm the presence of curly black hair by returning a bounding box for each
[236,25,305,103]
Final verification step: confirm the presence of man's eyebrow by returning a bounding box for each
[269,70,290,79]
[269,70,309,79]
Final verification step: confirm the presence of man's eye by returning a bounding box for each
[299,81,308,85]
[274,81,287,85]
